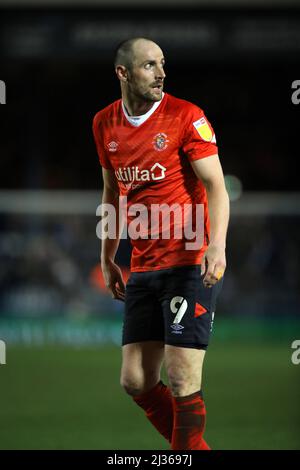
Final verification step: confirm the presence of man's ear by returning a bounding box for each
[116,65,128,82]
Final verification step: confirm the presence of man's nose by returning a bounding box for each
[155,66,166,80]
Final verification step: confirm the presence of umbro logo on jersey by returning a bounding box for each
[115,163,166,183]
[107,141,119,152]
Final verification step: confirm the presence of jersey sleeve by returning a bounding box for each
[181,105,218,162]
[92,114,113,170]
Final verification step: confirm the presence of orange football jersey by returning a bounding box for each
[93,93,218,272]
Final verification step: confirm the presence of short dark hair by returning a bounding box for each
[114,37,153,69]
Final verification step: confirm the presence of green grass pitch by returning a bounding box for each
[0,341,299,450]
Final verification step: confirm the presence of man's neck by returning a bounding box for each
[122,95,156,116]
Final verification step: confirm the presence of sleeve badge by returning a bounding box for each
[193,117,213,142]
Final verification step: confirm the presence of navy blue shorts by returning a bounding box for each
[122,265,223,349]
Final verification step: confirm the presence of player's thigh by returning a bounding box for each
[121,341,165,394]
[123,272,164,345]
[164,345,206,396]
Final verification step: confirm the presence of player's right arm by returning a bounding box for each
[100,168,125,301]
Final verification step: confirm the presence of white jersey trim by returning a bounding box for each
[122,93,165,127]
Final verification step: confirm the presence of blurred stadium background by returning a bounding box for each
[0,0,300,450]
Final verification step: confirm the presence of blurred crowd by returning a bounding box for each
[0,211,299,320]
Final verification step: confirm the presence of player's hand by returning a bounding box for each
[201,244,226,288]
[101,259,126,301]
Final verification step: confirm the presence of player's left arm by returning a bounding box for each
[190,154,230,288]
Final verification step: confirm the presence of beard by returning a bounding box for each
[141,88,163,102]
[131,82,163,103]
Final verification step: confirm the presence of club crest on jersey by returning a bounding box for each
[193,117,214,142]
[153,133,169,151]
[107,141,119,152]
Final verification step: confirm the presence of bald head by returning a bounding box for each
[115,37,165,110]
[114,37,161,70]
